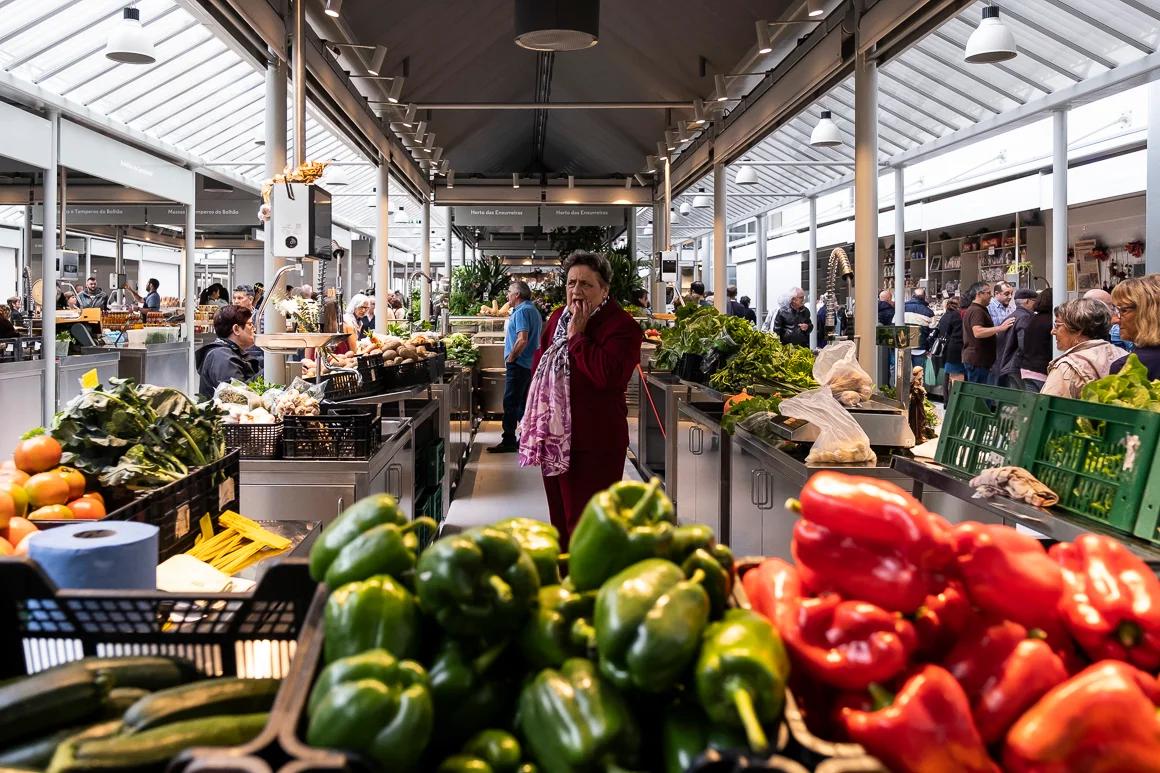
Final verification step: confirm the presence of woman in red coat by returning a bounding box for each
[521,252,643,544]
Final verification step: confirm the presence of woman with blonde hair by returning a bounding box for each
[1041,299,1121,398]
[1110,275,1160,379]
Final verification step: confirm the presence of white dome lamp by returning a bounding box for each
[643,222,653,236]
[324,164,349,187]
[692,187,711,208]
[809,110,843,147]
[670,208,680,225]
[965,6,1017,64]
[679,201,692,216]
[514,0,599,51]
[105,8,156,65]
[734,165,759,185]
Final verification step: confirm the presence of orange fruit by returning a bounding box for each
[81,491,105,506]
[0,490,12,530]
[13,432,62,474]
[68,497,106,520]
[55,466,86,500]
[24,472,71,508]
[0,537,12,556]
[0,481,28,519]
[29,504,74,521]
[0,469,30,487]
[6,516,38,546]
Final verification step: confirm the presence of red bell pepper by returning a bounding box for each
[953,521,1063,632]
[742,558,915,690]
[792,520,931,614]
[943,619,1068,745]
[1003,661,1160,772]
[912,580,970,659]
[795,471,955,570]
[840,665,999,773]
[1051,533,1160,671]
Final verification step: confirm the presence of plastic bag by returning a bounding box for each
[737,410,782,442]
[779,386,876,464]
[213,379,261,409]
[812,340,874,406]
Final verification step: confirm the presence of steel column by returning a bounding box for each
[713,162,727,314]
[854,46,879,378]
[263,54,288,381]
[755,212,768,326]
[375,161,390,334]
[42,110,59,425]
[894,166,905,325]
[185,206,196,394]
[420,200,430,322]
[1149,80,1160,274]
[292,0,305,168]
[809,196,818,349]
[1052,109,1068,357]
[21,204,30,298]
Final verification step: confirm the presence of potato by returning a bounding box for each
[401,357,415,364]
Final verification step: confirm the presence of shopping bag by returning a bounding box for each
[812,340,874,406]
[779,386,876,464]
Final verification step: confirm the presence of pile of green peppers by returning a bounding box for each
[305,480,790,772]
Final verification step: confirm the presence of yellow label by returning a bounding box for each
[80,369,99,390]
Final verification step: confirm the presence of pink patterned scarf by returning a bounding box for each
[518,337,571,476]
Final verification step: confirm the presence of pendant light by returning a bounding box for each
[669,208,680,225]
[252,128,265,146]
[366,45,388,77]
[693,188,710,208]
[756,21,774,55]
[512,173,520,189]
[807,0,824,17]
[809,110,843,147]
[514,0,599,51]
[447,169,455,188]
[324,164,349,187]
[714,74,729,102]
[643,223,653,236]
[366,188,377,207]
[965,6,1017,64]
[324,0,343,18]
[679,201,692,216]
[386,77,405,104]
[105,8,156,65]
[734,165,759,185]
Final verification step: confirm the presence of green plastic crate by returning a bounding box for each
[1019,395,1160,543]
[935,382,1039,477]
[417,440,446,491]
[415,486,444,549]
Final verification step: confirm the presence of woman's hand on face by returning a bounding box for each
[568,299,591,338]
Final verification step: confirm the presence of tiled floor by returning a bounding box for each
[445,421,641,529]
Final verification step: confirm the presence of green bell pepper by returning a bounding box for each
[305,649,434,772]
[492,518,562,587]
[662,703,751,773]
[516,658,640,773]
[594,558,710,693]
[415,525,541,639]
[441,730,537,773]
[429,638,520,745]
[518,584,598,670]
[681,547,733,620]
[695,609,790,754]
[568,478,676,592]
[321,517,437,588]
[309,494,406,582]
[324,575,420,662]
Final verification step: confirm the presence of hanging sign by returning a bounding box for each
[59,120,195,205]
[540,205,626,229]
[0,102,51,169]
[147,203,260,226]
[32,205,147,226]
[452,206,538,227]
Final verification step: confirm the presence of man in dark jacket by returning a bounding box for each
[773,287,813,347]
[994,288,1038,389]
[878,289,896,324]
[738,295,758,324]
[725,286,751,321]
[195,305,259,399]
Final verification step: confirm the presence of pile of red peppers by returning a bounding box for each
[743,471,1160,773]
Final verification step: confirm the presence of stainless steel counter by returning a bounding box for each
[0,359,46,457]
[113,342,191,393]
[728,427,915,560]
[56,352,120,408]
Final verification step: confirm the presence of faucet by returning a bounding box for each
[254,261,304,331]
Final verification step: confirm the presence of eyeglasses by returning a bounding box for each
[1120,303,1137,314]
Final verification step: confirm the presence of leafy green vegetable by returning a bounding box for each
[246,376,276,395]
[1081,354,1160,411]
[443,333,480,365]
[52,378,225,491]
[721,396,781,434]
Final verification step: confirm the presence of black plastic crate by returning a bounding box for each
[319,371,365,401]
[283,408,381,460]
[224,422,283,459]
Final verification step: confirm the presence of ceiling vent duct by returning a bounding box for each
[515,0,599,52]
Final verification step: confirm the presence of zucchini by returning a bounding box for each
[122,678,280,733]
[101,688,151,719]
[0,721,122,769]
[0,668,106,746]
[43,657,201,691]
[48,713,268,773]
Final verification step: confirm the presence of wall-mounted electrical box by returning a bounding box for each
[270,183,333,260]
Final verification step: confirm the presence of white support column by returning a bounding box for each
[374,160,390,335]
[755,212,768,325]
[713,162,728,314]
[420,200,431,322]
[459,228,466,268]
[444,212,452,282]
[894,166,905,324]
[1148,81,1160,274]
[808,196,818,348]
[853,46,880,377]
[1052,109,1068,357]
[185,206,197,394]
[263,55,288,381]
[42,110,59,425]
[693,238,701,288]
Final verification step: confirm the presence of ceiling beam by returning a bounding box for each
[387,102,696,110]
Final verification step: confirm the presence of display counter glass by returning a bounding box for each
[93,342,191,394]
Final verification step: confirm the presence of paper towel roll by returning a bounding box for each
[29,521,159,590]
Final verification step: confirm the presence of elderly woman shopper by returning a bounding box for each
[1041,299,1122,398]
[1110,275,1160,379]
[520,252,643,544]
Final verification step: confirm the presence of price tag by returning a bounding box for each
[218,477,236,509]
[79,369,99,391]
[175,503,191,539]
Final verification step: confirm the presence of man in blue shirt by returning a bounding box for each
[489,280,543,453]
